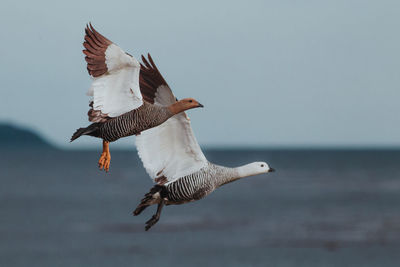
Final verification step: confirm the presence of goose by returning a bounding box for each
[133,57,275,231]
[70,24,203,171]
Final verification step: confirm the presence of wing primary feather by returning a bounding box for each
[85,26,105,48]
[89,23,112,46]
[85,56,104,65]
[83,42,104,56]
[82,50,104,61]
[140,63,147,70]
[141,55,151,69]
[84,35,101,50]
[87,63,107,71]
[147,53,157,69]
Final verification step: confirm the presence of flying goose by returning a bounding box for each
[70,24,203,171]
[133,57,275,231]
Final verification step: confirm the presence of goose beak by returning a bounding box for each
[268,168,275,173]
[197,103,204,108]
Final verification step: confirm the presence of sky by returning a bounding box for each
[0,0,399,149]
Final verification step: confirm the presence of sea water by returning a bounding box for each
[1,149,400,267]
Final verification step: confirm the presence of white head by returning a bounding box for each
[236,161,275,178]
[218,161,275,187]
[250,162,275,175]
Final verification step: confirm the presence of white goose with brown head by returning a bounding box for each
[70,24,203,171]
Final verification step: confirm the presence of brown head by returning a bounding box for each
[168,98,203,115]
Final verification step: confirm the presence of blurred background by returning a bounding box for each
[1,0,400,266]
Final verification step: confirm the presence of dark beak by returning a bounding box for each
[197,103,204,108]
[269,168,275,173]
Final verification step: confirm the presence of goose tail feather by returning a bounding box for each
[70,123,100,142]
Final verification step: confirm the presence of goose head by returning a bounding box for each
[237,162,275,178]
[169,98,203,114]
[250,162,275,175]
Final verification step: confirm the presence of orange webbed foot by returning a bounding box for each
[98,151,111,172]
[98,140,111,172]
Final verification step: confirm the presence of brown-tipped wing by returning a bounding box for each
[82,24,143,121]
[139,54,176,106]
[83,23,112,77]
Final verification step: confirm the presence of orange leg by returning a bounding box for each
[98,140,111,172]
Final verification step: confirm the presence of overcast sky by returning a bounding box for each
[0,0,399,149]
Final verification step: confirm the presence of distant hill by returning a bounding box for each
[0,123,55,149]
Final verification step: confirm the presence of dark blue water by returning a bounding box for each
[1,149,400,267]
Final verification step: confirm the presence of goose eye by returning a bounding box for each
[261,164,265,167]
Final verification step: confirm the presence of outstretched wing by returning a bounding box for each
[83,24,143,122]
[137,55,207,184]
[139,54,176,106]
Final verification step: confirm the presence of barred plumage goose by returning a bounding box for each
[70,24,203,171]
[133,58,275,231]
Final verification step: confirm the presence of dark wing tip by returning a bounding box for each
[139,53,172,104]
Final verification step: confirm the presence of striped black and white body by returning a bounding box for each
[82,102,173,142]
[165,163,218,204]
[165,163,236,204]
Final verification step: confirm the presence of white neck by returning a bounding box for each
[218,163,261,187]
[236,163,262,178]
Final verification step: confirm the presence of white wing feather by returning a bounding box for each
[136,113,207,184]
[87,44,143,117]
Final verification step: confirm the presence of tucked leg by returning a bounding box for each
[98,140,111,172]
[145,199,165,231]
[133,185,166,216]
[133,190,155,216]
